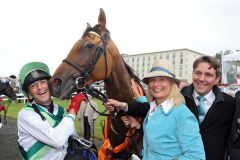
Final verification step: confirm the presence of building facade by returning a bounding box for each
[122,48,204,83]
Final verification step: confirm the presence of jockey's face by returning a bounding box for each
[27,79,51,105]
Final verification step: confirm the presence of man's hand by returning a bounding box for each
[67,93,86,114]
[178,81,189,90]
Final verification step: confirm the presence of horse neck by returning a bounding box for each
[105,56,134,103]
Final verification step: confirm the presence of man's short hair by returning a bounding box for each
[193,56,221,77]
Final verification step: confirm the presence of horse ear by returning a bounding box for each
[98,8,106,28]
[87,23,91,28]
[9,75,16,79]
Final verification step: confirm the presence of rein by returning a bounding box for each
[77,86,109,116]
[78,85,139,139]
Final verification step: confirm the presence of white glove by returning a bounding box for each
[131,154,141,160]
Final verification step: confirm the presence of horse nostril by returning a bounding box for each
[53,78,61,87]
[51,78,63,98]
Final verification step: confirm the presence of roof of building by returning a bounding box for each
[121,48,205,57]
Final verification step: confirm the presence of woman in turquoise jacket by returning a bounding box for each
[106,60,205,160]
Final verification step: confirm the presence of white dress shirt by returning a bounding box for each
[193,90,215,113]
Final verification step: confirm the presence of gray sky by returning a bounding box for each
[0,0,240,76]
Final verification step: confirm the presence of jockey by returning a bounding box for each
[17,61,86,160]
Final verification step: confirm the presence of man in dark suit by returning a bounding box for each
[181,56,236,160]
[228,90,240,160]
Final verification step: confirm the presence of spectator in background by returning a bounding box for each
[78,94,99,140]
[227,65,236,85]
[228,90,240,159]
[0,97,5,111]
[234,74,240,85]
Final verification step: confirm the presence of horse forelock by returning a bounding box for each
[82,25,93,37]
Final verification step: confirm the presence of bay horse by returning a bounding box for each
[50,9,144,160]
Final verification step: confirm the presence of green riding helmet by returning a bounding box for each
[19,62,51,94]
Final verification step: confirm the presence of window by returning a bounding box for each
[154,55,157,60]
[179,70,182,76]
[180,59,183,64]
[180,64,183,69]
[166,54,169,60]
[172,54,175,64]
[180,52,183,57]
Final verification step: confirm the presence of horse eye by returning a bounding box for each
[84,43,94,49]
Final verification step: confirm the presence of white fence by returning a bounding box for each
[2,93,28,103]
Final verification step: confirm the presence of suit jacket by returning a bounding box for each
[228,90,240,160]
[181,84,236,160]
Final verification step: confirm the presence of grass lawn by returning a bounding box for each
[2,98,107,140]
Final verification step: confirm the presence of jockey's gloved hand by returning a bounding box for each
[67,93,86,114]
[0,106,5,111]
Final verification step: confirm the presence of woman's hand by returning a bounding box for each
[104,99,128,111]
[121,116,141,129]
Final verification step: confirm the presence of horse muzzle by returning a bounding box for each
[50,77,78,99]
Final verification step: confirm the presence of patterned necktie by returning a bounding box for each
[197,96,206,124]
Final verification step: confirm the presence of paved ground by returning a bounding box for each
[0,118,103,160]
[0,118,19,160]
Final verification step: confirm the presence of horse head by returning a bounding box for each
[0,75,20,100]
[51,8,119,99]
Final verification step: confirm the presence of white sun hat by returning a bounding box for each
[142,59,180,84]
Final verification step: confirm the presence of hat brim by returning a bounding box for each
[142,71,180,85]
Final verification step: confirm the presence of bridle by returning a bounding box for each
[62,29,110,89]
[61,29,135,134]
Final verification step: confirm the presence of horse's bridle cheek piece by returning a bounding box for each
[62,30,110,89]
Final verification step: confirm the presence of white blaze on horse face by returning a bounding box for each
[9,78,20,93]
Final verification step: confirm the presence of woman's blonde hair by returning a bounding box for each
[168,81,185,106]
[146,78,185,106]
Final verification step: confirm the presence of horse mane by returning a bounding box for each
[121,56,146,96]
